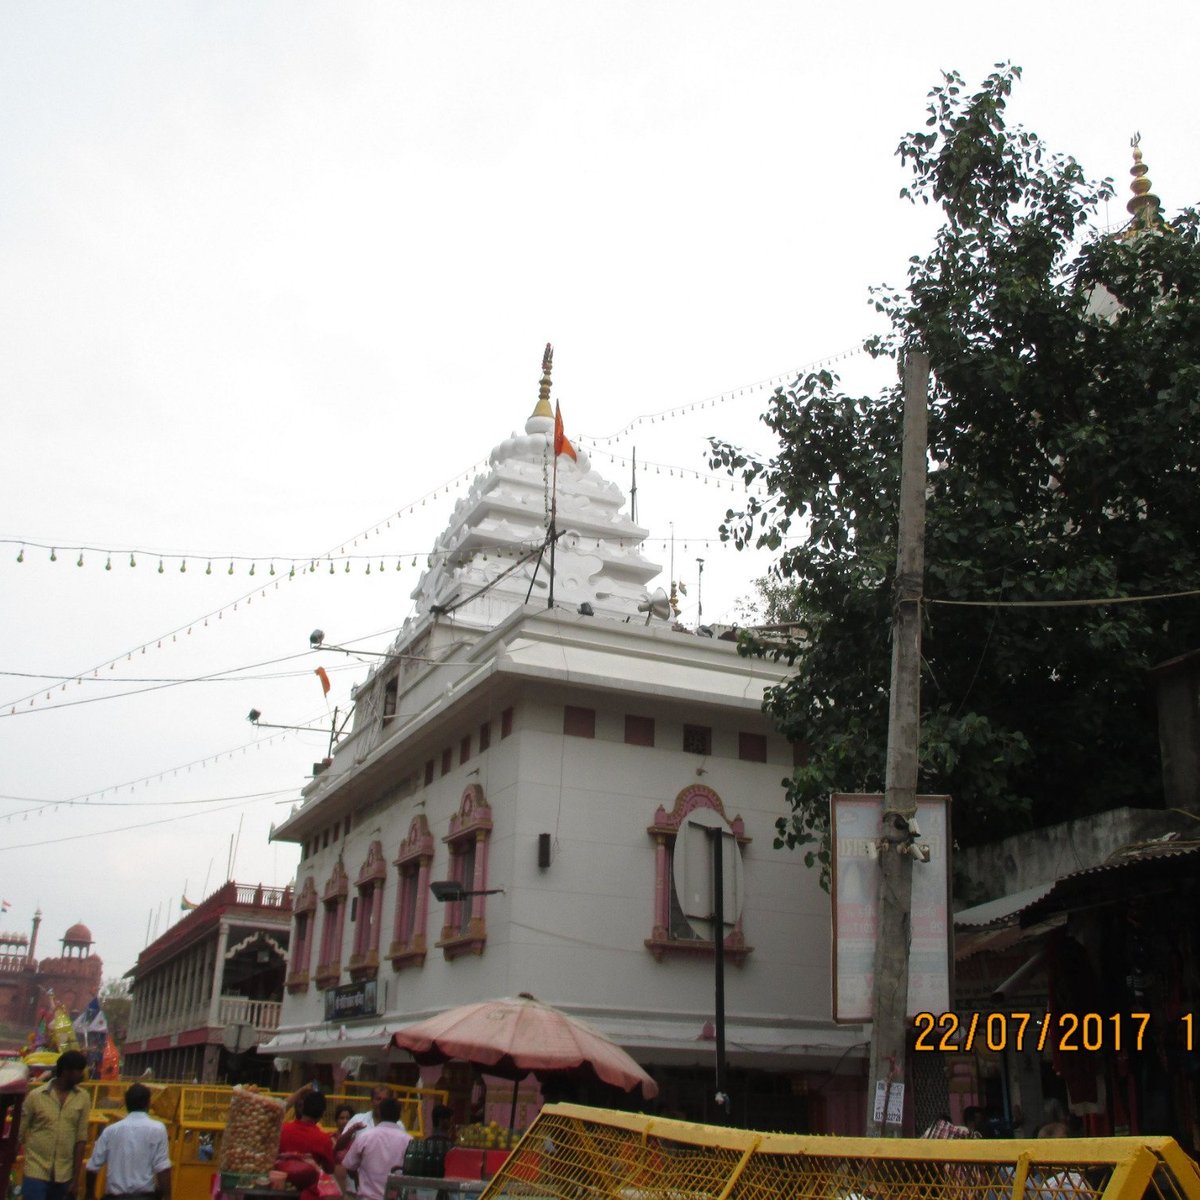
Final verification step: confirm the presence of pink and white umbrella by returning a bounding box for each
[393,992,658,1100]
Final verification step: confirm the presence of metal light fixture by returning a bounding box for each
[429,880,505,903]
[309,629,392,658]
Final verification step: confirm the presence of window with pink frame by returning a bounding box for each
[437,783,493,960]
[286,876,318,993]
[390,814,435,969]
[349,840,387,979]
[314,859,349,989]
[645,783,752,964]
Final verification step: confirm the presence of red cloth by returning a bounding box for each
[279,1119,336,1200]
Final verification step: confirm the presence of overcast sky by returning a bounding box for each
[2,1,1196,985]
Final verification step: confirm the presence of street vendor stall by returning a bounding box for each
[390,994,657,1187]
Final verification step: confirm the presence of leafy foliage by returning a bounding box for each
[712,66,1200,875]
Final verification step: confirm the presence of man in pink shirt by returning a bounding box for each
[336,1099,412,1200]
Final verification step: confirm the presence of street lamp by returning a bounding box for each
[310,630,393,658]
[246,709,347,761]
[429,881,505,903]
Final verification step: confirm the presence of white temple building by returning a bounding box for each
[265,350,866,1131]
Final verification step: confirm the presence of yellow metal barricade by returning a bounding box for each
[482,1104,1200,1200]
[335,1082,447,1139]
[176,1087,233,1200]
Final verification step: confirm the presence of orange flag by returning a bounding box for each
[315,666,331,696]
[554,402,577,461]
[100,1033,120,1079]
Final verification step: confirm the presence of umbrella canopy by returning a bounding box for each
[393,993,658,1099]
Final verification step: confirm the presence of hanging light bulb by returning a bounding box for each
[205,561,212,575]
[105,555,112,571]
[227,561,234,575]
[16,547,24,563]
[249,562,255,576]
[77,552,84,567]
[50,548,57,562]
[289,564,295,579]
[158,559,164,573]
[365,563,371,574]
[180,559,187,572]
[329,561,335,575]
[130,553,136,567]
[344,560,350,573]
[269,562,275,575]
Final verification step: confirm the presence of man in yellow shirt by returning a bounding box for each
[20,1050,91,1200]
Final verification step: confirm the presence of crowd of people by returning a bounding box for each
[15,1052,457,1200]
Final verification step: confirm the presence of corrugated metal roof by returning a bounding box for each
[953,838,1200,933]
[954,883,1056,928]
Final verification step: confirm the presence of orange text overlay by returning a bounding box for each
[911,1011,1170,1054]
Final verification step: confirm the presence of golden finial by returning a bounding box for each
[1126,133,1162,230]
[529,342,554,421]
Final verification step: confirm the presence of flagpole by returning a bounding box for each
[548,444,558,611]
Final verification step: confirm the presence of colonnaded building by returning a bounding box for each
[264,360,865,1132]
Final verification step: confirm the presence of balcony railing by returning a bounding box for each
[128,995,282,1041]
[217,995,282,1032]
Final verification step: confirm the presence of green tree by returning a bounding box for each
[712,65,1200,873]
[100,976,132,1042]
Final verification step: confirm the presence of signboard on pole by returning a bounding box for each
[831,793,951,1023]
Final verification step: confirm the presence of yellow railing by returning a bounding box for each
[74,1080,447,1200]
[483,1104,1200,1200]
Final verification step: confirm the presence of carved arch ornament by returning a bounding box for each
[293,875,318,915]
[356,839,387,886]
[225,931,288,960]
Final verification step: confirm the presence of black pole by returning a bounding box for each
[547,516,556,611]
[709,826,730,1121]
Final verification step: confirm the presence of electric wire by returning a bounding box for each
[0,792,281,853]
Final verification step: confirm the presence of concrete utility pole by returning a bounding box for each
[866,351,931,1136]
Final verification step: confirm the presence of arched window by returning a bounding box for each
[315,859,349,989]
[390,815,435,970]
[286,876,319,992]
[349,840,387,980]
[646,784,752,964]
[437,784,493,960]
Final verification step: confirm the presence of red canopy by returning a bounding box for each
[393,993,658,1100]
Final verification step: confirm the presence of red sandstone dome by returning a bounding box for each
[63,922,93,944]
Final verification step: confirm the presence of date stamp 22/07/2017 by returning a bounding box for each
[912,1011,1171,1054]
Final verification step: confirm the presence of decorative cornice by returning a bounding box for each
[394,814,435,867]
[293,876,319,915]
[322,860,349,903]
[446,783,492,842]
[356,840,387,887]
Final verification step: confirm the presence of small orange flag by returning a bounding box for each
[315,666,331,696]
[554,402,577,461]
[100,1033,120,1079]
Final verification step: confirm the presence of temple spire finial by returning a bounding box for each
[1125,133,1162,231]
[527,342,554,426]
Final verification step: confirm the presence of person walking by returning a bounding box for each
[333,1087,396,1194]
[336,1099,411,1200]
[84,1084,172,1200]
[20,1050,91,1200]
